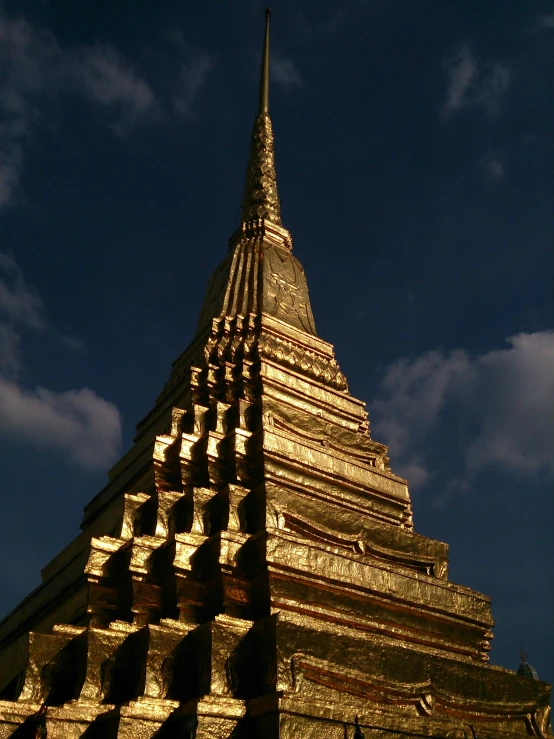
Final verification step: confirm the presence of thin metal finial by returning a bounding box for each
[519,648,528,663]
[259,7,271,114]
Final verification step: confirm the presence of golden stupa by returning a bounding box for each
[0,10,551,739]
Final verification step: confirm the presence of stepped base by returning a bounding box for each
[0,692,550,738]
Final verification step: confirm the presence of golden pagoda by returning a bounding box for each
[0,10,551,739]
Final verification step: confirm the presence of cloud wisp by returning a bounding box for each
[0,6,215,207]
[0,251,122,469]
[442,43,511,118]
[535,9,554,31]
[0,251,44,376]
[75,45,159,135]
[169,33,216,118]
[371,331,554,491]
[293,5,351,45]
[271,54,303,92]
[483,157,505,181]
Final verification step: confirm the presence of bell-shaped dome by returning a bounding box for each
[518,661,539,679]
[518,650,539,680]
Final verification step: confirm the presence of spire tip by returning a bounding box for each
[258,4,271,114]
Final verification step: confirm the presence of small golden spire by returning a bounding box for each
[241,6,282,225]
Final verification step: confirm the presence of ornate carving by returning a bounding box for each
[242,113,281,225]
[290,653,550,735]
[264,246,317,334]
[258,333,348,391]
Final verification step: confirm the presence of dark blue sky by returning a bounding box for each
[0,0,552,687]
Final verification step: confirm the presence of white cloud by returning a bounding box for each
[442,43,510,118]
[0,7,214,207]
[0,7,156,202]
[442,44,477,115]
[0,11,59,207]
[465,332,554,476]
[0,251,122,469]
[0,381,121,469]
[271,55,303,92]
[75,45,158,135]
[372,349,472,484]
[371,332,554,488]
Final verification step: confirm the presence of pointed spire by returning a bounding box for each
[241,7,282,226]
[259,7,270,114]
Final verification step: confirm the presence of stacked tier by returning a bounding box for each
[0,219,550,738]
